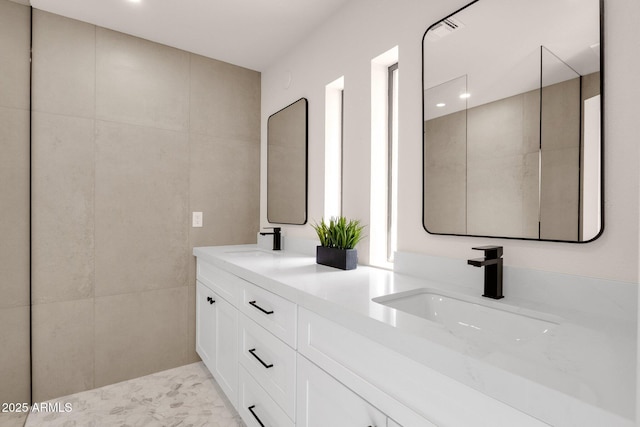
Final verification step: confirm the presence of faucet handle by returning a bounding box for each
[472,245,503,259]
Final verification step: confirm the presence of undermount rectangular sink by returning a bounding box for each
[224,249,277,257]
[373,288,561,346]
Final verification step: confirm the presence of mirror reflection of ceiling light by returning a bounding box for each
[459,93,471,99]
[436,103,446,108]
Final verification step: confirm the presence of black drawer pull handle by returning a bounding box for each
[249,300,274,315]
[206,296,215,304]
[248,405,265,427]
[248,348,273,369]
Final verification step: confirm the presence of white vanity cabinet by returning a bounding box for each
[196,257,299,425]
[195,247,632,427]
[195,255,410,427]
[296,354,387,427]
[196,280,239,408]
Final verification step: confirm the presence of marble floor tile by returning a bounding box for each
[25,362,245,427]
[0,412,28,427]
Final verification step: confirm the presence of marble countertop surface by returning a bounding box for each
[193,244,636,427]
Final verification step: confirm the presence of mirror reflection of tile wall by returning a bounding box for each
[424,73,599,240]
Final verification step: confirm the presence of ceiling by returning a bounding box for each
[28,0,351,71]
[424,0,601,120]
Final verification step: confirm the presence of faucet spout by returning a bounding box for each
[467,257,498,267]
[468,246,504,299]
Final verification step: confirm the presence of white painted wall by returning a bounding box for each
[260,0,640,284]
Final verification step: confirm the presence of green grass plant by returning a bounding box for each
[311,216,365,250]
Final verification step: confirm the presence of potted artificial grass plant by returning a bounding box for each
[311,216,365,270]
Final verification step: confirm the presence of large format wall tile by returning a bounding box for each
[31,112,95,304]
[32,11,96,118]
[423,110,467,235]
[0,0,30,408]
[95,121,189,297]
[0,306,30,404]
[190,54,260,140]
[540,146,580,241]
[468,154,532,237]
[32,299,94,402]
[96,28,190,131]
[0,107,30,308]
[94,287,188,387]
[27,10,261,401]
[186,285,199,364]
[189,134,260,248]
[0,0,30,110]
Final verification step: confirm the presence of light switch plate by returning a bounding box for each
[192,212,203,227]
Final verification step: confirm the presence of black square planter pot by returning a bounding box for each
[316,246,358,270]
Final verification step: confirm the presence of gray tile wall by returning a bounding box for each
[30,10,260,401]
[0,0,31,409]
[424,76,585,240]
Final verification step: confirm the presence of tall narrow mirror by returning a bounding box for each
[267,98,308,225]
[422,0,603,242]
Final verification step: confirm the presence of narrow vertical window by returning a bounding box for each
[387,63,399,261]
[325,77,344,219]
[370,46,398,269]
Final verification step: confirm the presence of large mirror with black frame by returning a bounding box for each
[422,0,603,242]
[267,97,308,225]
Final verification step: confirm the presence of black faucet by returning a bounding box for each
[259,227,281,251]
[467,246,504,299]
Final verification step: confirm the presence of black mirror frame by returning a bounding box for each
[266,97,309,225]
[421,0,605,243]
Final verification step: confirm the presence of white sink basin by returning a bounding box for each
[223,249,278,257]
[373,288,561,346]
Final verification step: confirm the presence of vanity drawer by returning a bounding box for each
[196,260,242,306]
[240,281,297,348]
[239,313,296,419]
[238,365,295,427]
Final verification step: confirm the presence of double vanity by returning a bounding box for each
[201,0,620,425]
[194,241,636,427]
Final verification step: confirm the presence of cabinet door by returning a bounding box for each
[196,281,239,408]
[212,294,239,408]
[296,354,387,427]
[196,281,216,369]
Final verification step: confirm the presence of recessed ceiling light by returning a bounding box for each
[436,103,446,108]
[128,0,142,3]
[459,93,471,99]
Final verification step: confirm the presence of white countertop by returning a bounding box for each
[193,244,636,427]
